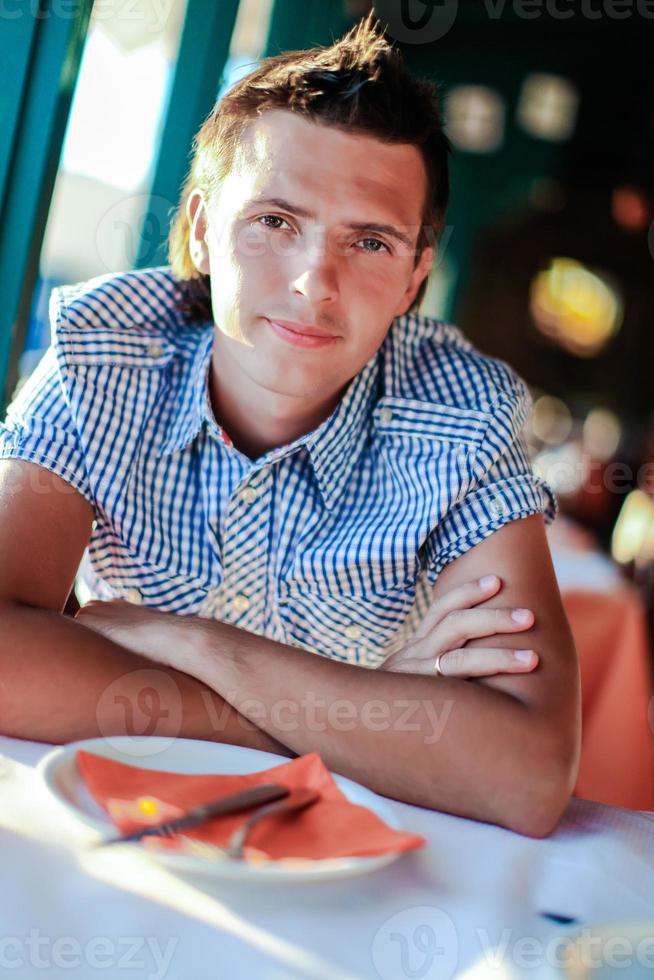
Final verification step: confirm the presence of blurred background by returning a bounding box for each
[2,0,654,805]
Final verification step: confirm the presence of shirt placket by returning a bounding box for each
[219,464,272,632]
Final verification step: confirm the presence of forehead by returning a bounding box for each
[222,109,427,223]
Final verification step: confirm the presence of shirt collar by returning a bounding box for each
[159,326,382,511]
[158,329,216,457]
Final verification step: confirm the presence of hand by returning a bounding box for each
[75,599,197,672]
[382,575,537,677]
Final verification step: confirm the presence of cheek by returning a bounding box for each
[233,225,288,272]
[342,264,410,324]
[231,236,283,299]
[208,262,243,342]
[345,257,413,298]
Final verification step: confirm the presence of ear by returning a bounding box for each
[186,189,210,275]
[393,245,435,318]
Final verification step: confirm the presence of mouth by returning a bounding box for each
[265,318,340,349]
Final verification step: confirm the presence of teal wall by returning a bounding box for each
[0,1,91,412]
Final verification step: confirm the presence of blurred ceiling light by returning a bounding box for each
[529,258,624,357]
[531,395,573,445]
[611,490,654,564]
[533,443,585,496]
[445,86,505,153]
[583,408,622,461]
[517,73,578,142]
[612,185,652,233]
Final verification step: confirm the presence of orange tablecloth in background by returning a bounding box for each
[563,588,654,811]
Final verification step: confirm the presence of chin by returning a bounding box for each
[252,364,337,399]
[260,377,327,399]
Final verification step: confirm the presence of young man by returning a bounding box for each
[0,16,580,836]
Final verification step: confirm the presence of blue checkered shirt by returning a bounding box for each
[0,267,556,667]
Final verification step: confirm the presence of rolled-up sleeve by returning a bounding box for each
[0,345,93,503]
[424,382,557,583]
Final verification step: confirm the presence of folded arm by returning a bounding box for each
[0,461,291,756]
[85,514,580,837]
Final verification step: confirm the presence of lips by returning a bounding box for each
[267,319,336,339]
[265,318,339,350]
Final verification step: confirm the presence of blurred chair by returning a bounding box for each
[549,518,654,811]
[564,589,654,811]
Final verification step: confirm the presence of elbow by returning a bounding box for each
[504,727,581,840]
[508,792,570,839]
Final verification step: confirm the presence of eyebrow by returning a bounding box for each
[243,196,415,249]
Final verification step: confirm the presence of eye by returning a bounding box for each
[257,214,292,231]
[358,237,390,254]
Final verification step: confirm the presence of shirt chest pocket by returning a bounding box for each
[373,395,494,454]
[372,395,498,531]
[83,536,214,614]
[277,579,419,667]
[114,566,210,613]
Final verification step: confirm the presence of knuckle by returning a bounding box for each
[443,609,463,630]
[440,610,465,645]
[447,648,467,672]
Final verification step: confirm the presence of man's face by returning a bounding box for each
[188,109,434,402]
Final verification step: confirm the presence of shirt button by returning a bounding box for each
[379,407,393,424]
[125,588,142,605]
[345,623,362,640]
[147,341,164,358]
[490,498,505,516]
[240,486,258,504]
[232,594,250,613]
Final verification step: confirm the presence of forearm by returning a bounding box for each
[0,602,292,756]
[189,620,572,837]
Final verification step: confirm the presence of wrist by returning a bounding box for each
[187,616,241,687]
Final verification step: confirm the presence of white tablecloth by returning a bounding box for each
[2,735,654,980]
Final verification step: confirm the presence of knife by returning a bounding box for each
[96,782,290,847]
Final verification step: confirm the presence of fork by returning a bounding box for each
[224,787,320,860]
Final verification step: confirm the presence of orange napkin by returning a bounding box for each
[76,750,426,862]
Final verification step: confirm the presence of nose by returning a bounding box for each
[290,241,339,305]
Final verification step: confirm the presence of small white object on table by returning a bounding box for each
[2,734,654,980]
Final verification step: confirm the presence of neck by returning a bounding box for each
[208,344,345,461]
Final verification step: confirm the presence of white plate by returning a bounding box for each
[37,736,407,882]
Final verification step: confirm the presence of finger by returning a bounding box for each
[386,648,539,676]
[413,575,502,640]
[76,614,105,629]
[436,647,538,677]
[427,606,535,652]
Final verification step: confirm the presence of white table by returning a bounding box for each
[2,735,654,980]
